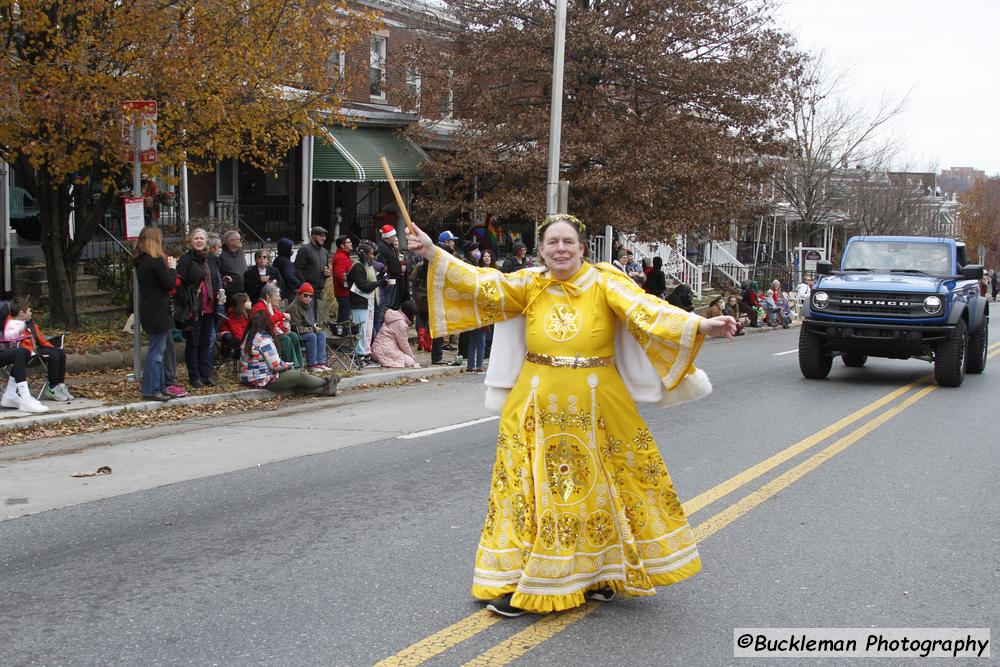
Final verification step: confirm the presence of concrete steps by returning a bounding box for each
[12,262,126,321]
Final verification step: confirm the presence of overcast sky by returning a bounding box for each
[775,0,999,175]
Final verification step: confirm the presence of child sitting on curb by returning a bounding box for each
[218,292,251,361]
[3,297,73,402]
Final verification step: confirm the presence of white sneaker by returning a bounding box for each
[1,390,18,409]
[54,383,75,401]
[13,387,48,413]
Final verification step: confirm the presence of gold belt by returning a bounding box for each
[525,352,616,368]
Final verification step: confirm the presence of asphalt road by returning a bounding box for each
[1,326,997,666]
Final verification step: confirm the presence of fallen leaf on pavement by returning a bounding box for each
[70,465,112,478]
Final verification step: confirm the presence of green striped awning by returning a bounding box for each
[313,126,428,182]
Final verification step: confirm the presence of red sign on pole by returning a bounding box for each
[122,100,157,163]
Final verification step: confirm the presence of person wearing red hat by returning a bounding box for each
[287,283,333,372]
[375,223,402,336]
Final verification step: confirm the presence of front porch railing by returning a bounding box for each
[210,201,303,246]
[622,236,704,299]
[706,240,749,288]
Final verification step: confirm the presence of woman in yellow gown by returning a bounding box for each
[408,215,737,616]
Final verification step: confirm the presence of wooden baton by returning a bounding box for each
[379,156,416,237]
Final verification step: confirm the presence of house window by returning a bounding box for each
[405,68,421,111]
[329,49,345,79]
[217,158,236,200]
[266,160,289,197]
[440,67,454,117]
[370,35,387,99]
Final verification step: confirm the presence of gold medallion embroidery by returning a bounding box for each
[585,510,614,546]
[543,304,581,342]
[545,436,594,504]
[557,513,581,549]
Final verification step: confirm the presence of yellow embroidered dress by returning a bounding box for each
[428,249,706,613]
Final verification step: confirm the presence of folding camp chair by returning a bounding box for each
[325,321,361,371]
[3,337,64,399]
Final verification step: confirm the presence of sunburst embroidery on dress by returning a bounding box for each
[543,303,581,341]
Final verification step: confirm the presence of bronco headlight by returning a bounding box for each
[812,291,829,310]
[923,295,943,314]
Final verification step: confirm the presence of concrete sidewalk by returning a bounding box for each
[1,319,798,435]
[0,362,463,435]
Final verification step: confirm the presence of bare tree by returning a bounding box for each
[770,54,908,246]
[847,167,944,236]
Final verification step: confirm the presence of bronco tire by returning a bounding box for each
[966,318,988,374]
[934,318,967,387]
[799,327,832,379]
[842,353,868,367]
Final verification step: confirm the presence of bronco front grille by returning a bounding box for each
[821,291,933,318]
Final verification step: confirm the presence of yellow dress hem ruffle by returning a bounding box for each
[472,557,702,613]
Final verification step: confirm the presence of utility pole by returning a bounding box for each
[131,122,142,381]
[545,0,568,216]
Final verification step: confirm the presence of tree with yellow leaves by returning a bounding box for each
[959,177,1000,268]
[0,0,379,326]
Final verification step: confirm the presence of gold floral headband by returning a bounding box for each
[536,214,587,239]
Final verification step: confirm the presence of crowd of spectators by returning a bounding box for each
[4,223,821,413]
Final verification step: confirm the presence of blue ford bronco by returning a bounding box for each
[799,236,988,387]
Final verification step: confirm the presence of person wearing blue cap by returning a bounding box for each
[431,231,462,366]
[438,230,458,251]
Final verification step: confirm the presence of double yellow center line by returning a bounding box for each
[377,342,1000,666]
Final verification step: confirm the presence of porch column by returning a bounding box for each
[300,135,314,242]
[1,161,10,293]
[181,162,190,235]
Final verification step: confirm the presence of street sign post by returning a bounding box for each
[122,100,157,165]
[122,100,157,382]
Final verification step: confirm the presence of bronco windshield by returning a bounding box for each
[842,241,952,275]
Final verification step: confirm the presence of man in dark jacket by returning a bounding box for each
[218,229,247,299]
[374,224,402,335]
[501,242,528,273]
[644,256,667,298]
[294,226,331,318]
[274,237,303,301]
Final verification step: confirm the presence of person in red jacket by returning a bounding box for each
[331,236,354,323]
[251,283,303,368]
[218,292,251,361]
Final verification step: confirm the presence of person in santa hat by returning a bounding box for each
[375,223,402,336]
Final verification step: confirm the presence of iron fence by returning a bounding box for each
[211,201,303,246]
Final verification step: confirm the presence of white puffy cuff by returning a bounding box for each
[484,386,512,414]
[658,368,712,408]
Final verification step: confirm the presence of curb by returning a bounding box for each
[66,341,187,374]
[0,365,462,435]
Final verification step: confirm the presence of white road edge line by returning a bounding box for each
[398,416,500,439]
[773,349,798,356]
